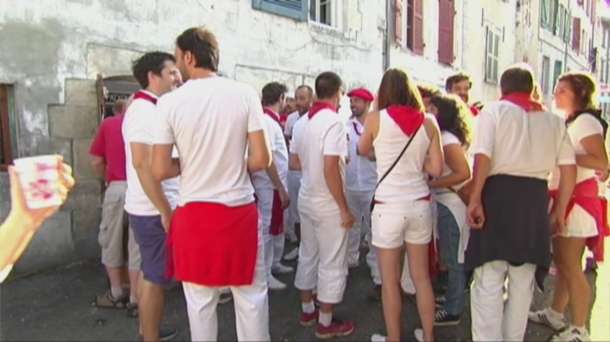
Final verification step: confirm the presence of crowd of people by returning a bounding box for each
[84,25,608,342]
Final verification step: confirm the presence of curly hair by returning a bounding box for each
[429,93,473,147]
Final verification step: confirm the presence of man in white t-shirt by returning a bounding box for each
[283,85,314,261]
[290,71,355,338]
[150,27,271,342]
[122,51,182,342]
[253,81,293,291]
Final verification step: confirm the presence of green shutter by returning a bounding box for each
[252,0,308,21]
[540,0,550,29]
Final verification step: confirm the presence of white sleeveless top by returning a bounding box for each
[373,109,431,202]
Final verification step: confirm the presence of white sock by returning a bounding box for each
[546,308,563,321]
[319,311,332,327]
[302,301,315,314]
[130,296,138,305]
[110,287,124,299]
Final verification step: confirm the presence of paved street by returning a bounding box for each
[0,241,605,341]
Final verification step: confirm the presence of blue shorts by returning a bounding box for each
[129,214,170,285]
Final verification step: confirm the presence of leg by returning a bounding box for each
[182,282,220,341]
[436,203,464,322]
[127,226,142,314]
[502,263,536,341]
[362,190,379,282]
[346,190,362,267]
[294,209,320,326]
[400,252,416,294]
[405,242,435,341]
[271,234,292,273]
[471,260,508,342]
[553,236,589,327]
[231,233,270,341]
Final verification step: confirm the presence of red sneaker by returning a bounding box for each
[315,319,355,339]
[299,309,318,327]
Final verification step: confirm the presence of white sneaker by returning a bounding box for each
[414,329,424,342]
[551,326,591,342]
[285,231,298,243]
[267,276,287,291]
[348,261,360,269]
[528,308,566,331]
[371,334,386,342]
[283,247,299,261]
[272,263,294,274]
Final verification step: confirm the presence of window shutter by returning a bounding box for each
[563,10,570,42]
[552,0,560,34]
[540,0,550,28]
[394,0,403,44]
[590,0,596,25]
[252,0,307,21]
[412,0,424,55]
[437,0,455,65]
[572,17,581,51]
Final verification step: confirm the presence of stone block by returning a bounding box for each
[64,178,102,211]
[72,206,102,240]
[48,104,98,139]
[72,138,97,179]
[14,210,74,275]
[27,135,73,166]
[64,79,97,107]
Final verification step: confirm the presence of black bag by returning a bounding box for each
[370,125,422,212]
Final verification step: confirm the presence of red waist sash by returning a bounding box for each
[549,178,609,262]
[270,190,284,236]
[165,201,259,286]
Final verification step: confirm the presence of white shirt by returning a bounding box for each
[290,109,347,211]
[471,100,575,180]
[252,114,289,190]
[123,91,179,216]
[284,111,302,138]
[549,113,604,189]
[345,118,377,192]
[154,77,266,206]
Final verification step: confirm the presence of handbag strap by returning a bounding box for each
[375,124,422,190]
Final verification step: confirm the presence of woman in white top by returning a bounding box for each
[529,71,608,342]
[358,68,444,342]
[425,94,473,327]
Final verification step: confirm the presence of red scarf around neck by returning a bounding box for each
[500,92,544,112]
[308,101,337,119]
[263,107,281,126]
[133,90,158,105]
[385,105,425,136]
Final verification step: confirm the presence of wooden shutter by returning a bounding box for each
[438,0,454,65]
[540,0,550,29]
[252,0,307,21]
[590,0,596,25]
[572,17,581,51]
[411,0,424,55]
[394,0,403,44]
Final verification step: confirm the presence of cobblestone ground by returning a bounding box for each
[0,242,604,341]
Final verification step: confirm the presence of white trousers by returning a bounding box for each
[182,233,270,342]
[294,203,349,303]
[471,260,535,342]
[346,189,379,284]
[286,171,302,235]
[255,188,286,278]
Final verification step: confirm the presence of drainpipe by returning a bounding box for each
[383,0,392,71]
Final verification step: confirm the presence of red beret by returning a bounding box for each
[347,88,374,102]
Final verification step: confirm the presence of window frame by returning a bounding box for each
[309,0,342,28]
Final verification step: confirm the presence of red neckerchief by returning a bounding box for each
[352,120,363,136]
[308,101,337,119]
[133,90,158,105]
[500,92,544,112]
[385,105,425,136]
[263,107,281,127]
[469,105,479,117]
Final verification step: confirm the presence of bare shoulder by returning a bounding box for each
[423,114,438,138]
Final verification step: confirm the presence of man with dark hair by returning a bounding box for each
[150,26,271,341]
[255,81,293,291]
[465,63,576,341]
[283,84,314,262]
[445,71,480,117]
[290,71,355,338]
[122,51,181,341]
[282,90,296,128]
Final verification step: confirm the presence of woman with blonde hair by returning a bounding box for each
[529,71,609,342]
[358,68,444,342]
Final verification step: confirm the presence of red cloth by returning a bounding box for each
[347,88,374,102]
[469,106,479,117]
[89,114,127,182]
[279,113,288,129]
[270,190,284,236]
[428,239,438,279]
[263,107,282,127]
[308,101,337,119]
[385,105,425,136]
[500,92,545,112]
[549,178,609,262]
[133,90,157,105]
[166,201,259,286]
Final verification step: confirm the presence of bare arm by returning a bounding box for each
[248,130,271,172]
[131,142,172,217]
[428,143,470,188]
[469,154,491,203]
[555,164,577,216]
[289,153,301,170]
[151,144,181,181]
[324,155,349,212]
[424,119,444,178]
[576,134,609,171]
[91,156,107,180]
[357,111,378,156]
[265,160,286,192]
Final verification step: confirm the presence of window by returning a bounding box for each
[558,4,565,38]
[485,27,500,84]
[252,0,308,21]
[438,0,455,65]
[563,8,570,42]
[309,0,332,26]
[541,56,551,95]
[406,0,424,54]
[0,84,14,170]
[572,17,581,51]
[551,0,559,34]
[540,0,550,29]
[553,60,563,88]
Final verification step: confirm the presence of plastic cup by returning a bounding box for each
[12,155,63,209]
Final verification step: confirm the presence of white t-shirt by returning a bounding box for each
[470,100,575,180]
[252,114,289,190]
[290,109,347,211]
[549,113,604,189]
[154,77,266,207]
[433,131,470,197]
[284,111,302,137]
[123,92,179,216]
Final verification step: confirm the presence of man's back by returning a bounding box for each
[156,77,265,206]
[252,114,288,189]
[90,115,127,182]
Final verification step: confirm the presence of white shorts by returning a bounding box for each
[372,200,433,248]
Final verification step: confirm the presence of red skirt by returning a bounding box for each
[165,201,259,286]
